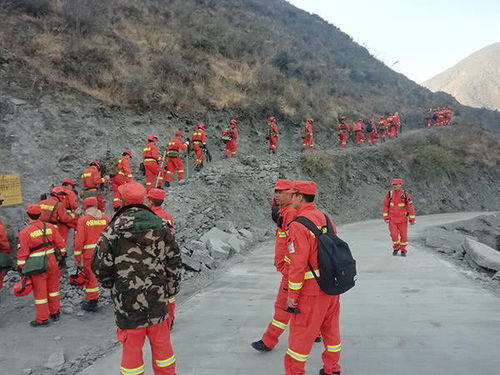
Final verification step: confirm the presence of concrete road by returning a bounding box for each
[80,212,500,375]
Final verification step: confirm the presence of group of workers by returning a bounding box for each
[425,107,454,127]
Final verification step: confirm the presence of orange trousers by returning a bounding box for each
[112,175,129,208]
[225,140,237,157]
[262,275,291,349]
[82,250,99,300]
[117,320,176,375]
[388,126,397,138]
[302,135,314,149]
[144,161,163,191]
[193,144,204,166]
[167,297,176,327]
[285,294,341,375]
[31,256,61,322]
[338,133,347,148]
[269,136,278,153]
[165,157,184,182]
[367,131,378,146]
[389,221,408,253]
[355,131,364,145]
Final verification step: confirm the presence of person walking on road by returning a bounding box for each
[382,178,416,256]
[284,181,342,375]
[92,182,182,375]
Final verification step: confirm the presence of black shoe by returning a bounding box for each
[392,250,399,256]
[164,181,170,187]
[315,335,322,343]
[319,369,341,375]
[251,340,272,353]
[30,320,49,327]
[169,318,175,331]
[82,300,98,312]
[401,252,407,257]
[50,312,60,321]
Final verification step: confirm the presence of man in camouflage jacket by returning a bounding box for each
[92,182,182,375]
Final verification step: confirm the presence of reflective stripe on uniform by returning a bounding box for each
[283,256,291,264]
[327,343,342,352]
[409,215,416,219]
[393,241,400,245]
[86,220,107,227]
[30,248,55,257]
[86,287,99,293]
[156,355,176,367]
[82,173,91,178]
[113,198,121,202]
[84,244,96,249]
[304,269,320,280]
[49,291,60,297]
[177,170,184,173]
[286,348,309,362]
[400,242,408,246]
[389,202,394,206]
[60,248,66,254]
[271,319,288,330]
[74,250,82,256]
[168,297,176,303]
[288,281,303,290]
[30,228,53,238]
[397,203,406,207]
[17,259,26,265]
[144,158,156,162]
[35,298,48,305]
[120,364,145,375]
[383,213,389,216]
[277,231,287,238]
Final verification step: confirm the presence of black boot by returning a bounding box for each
[401,252,407,257]
[50,312,60,321]
[164,181,170,187]
[170,318,175,331]
[82,300,98,312]
[319,369,341,375]
[392,250,399,256]
[251,340,272,353]
[315,335,322,343]
[30,320,49,327]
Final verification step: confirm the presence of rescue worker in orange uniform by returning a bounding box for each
[146,188,176,328]
[74,197,110,311]
[17,204,66,326]
[224,120,239,157]
[366,119,378,146]
[81,161,108,212]
[377,116,388,141]
[285,181,342,375]
[61,178,79,213]
[39,187,73,251]
[251,179,297,352]
[337,117,349,149]
[353,119,365,145]
[302,118,314,150]
[111,149,133,210]
[0,201,11,294]
[191,124,207,171]
[143,135,163,191]
[387,113,397,139]
[165,131,189,187]
[268,116,279,153]
[382,178,416,256]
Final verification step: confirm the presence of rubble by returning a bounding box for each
[44,351,65,369]
[463,237,500,272]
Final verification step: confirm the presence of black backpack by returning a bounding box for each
[366,122,373,132]
[293,214,357,295]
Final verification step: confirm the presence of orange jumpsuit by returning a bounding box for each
[225,127,238,157]
[112,156,133,208]
[302,123,314,150]
[0,219,11,291]
[143,141,163,191]
[383,190,416,253]
[74,211,110,301]
[39,195,72,254]
[191,129,207,166]
[337,121,349,148]
[261,204,297,349]
[151,205,176,327]
[286,202,341,375]
[17,220,66,323]
[81,166,107,211]
[353,121,365,145]
[367,121,378,146]
[387,116,397,138]
[165,137,188,183]
[269,122,279,153]
[377,118,387,140]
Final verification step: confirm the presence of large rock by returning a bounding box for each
[206,238,232,260]
[463,237,500,271]
[425,228,465,254]
[200,227,232,245]
[44,351,65,369]
[182,253,202,272]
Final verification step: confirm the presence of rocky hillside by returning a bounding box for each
[424,43,500,111]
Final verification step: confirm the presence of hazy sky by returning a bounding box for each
[287,0,500,83]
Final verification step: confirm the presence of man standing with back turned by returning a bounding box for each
[92,182,183,375]
[285,181,342,375]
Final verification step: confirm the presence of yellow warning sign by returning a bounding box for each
[0,174,23,206]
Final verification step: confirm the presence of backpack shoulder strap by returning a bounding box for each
[323,213,334,234]
[48,201,59,223]
[293,216,322,237]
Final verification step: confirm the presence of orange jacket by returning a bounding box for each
[117,156,133,181]
[39,196,74,227]
[304,123,313,137]
[151,206,174,232]
[17,220,66,268]
[191,129,207,145]
[287,202,337,299]
[143,141,161,162]
[382,190,416,224]
[337,121,349,133]
[166,137,188,158]
[81,166,106,189]
[61,187,78,211]
[353,120,365,132]
[378,119,387,129]
[0,220,10,254]
[275,204,297,275]
[74,209,110,263]
[269,122,279,137]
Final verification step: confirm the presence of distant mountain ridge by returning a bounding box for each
[423,43,500,111]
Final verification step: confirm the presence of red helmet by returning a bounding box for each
[307,118,314,124]
[230,119,237,125]
[69,269,88,287]
[51,186,67,196]
[198,123,206,130]
[13,276,33,297]
[268,116,276,122]
[175,130,183,137]
[340,116,346,120]
[147,135,158,142]
[90,160,102,171]
[123,149,132,157]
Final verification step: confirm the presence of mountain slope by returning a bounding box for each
[424,43,500,110]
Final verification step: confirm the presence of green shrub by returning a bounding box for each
[301,151,332,177]
[410,145,457,181]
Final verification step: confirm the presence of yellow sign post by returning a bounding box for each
[0,174,23,206]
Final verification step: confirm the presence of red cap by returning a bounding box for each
[307,118,314,124]
[392,178,403,185]
[123,149,132,157]
[175,130,183,137]
[286,180,317,195]
[268,116,276,122]
[198,123,206,130]
[118,182,146,204]
[83,197,98,208]
[51,186,67,196]
[147,188,166,201]
[274,179,293,191]
[63,178,75,186]
[147,135,158,142]
[27,204,42,215]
